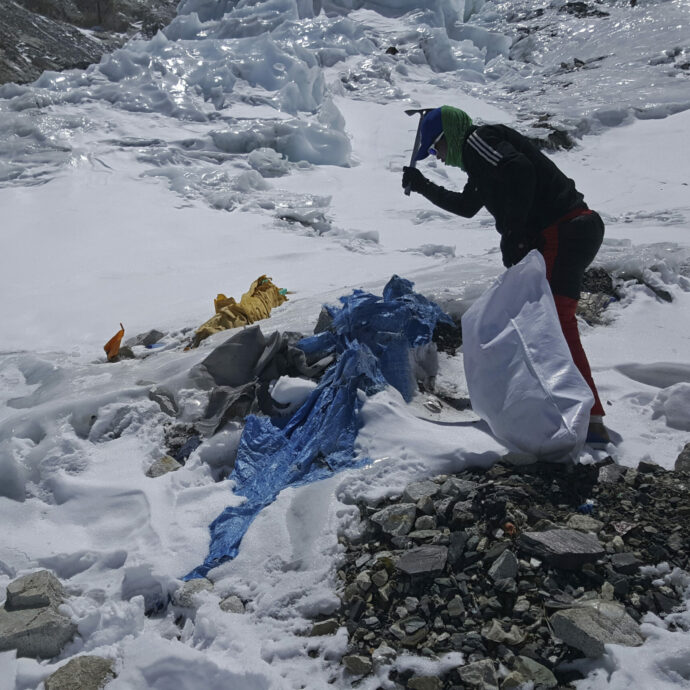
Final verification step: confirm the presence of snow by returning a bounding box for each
[1,0,690,687]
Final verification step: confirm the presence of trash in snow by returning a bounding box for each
[103,323,125,361]
[185,275,452,579]
[190,275,288,347]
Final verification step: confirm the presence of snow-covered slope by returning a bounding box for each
[1,0,689,687]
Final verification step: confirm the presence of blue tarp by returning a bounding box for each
[184,276,452,579]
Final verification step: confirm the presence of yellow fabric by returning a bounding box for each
[191,275,287,347]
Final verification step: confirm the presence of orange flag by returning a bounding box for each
[104,323,125,361]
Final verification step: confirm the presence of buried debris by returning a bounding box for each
[190,275,288,348]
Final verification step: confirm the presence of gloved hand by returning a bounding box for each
[402,166,428,193]
[500,233,530,268]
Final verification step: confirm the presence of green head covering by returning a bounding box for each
[440,106,473,170]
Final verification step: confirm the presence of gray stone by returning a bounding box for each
[371,569,388,588]
[0,0,109,85]
[675,443,690,472]
[448,531,469,566]
[403,480,441,503]
[519,529,605,569]
[5,571,65,611]
[45,655,115,690]
[481,619,526,645]
[598,463,627,484]
[219,595,245,614]
[371,503,417,537]
[577,291,612,325]
[550,600,643,658]
[408,529,442,541]
[447,595,465,618]
[415,515,437,531]
[408,675,442,690]
[127,329,165,347]
[171,579,212,608]
[488,549,518,581]
[566,514,605,533]
[440,477,478,499]
[457,659,499,689]
[309,618,340,636]
[396,545,448,576]
[343,654,372,676]
[146,455,183,478]
[494,578,517,594]
[610,552,641,575]
[513,656,557,688]
[502,671,528,689]
[371,642,396,668]
[451,500,475,524]
[0,605,77,659]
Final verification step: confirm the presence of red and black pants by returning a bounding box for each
[541,208,606,417]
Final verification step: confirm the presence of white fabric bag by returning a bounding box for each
[461,250,593,461]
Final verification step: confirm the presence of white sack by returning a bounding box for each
[461,250,593,461]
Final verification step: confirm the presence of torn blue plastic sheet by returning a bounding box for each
[184,276,452,579]
[298,275,453,402]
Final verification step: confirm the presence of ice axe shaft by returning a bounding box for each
[404,108,433,196]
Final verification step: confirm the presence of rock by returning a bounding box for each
[598,464,627,484]
[171,579,213,608]
[481,619,526,645]
[390,617,428,646]
[519,529,605,569]
[440,477,478,499]
[577,292,612,325]
[372,642,396,668]
[219,595,245,614]
[0,606,77,659]
[502,670,528,689]
[309,618,340,636]
[371,569,388,587]
[44,655,115,690]
[415,515,437,531]
[566,514,605,533]
[0,570,76,659]
[403,480,441,503]
[451,500,475,525]
[0,0,107,84]
[457,659,499,689]
[513,655,557,688]
[408,676,442,690]
[610,552,641,575]
[371,504,417,536]
[447,596,465,618]
[488,549,518,581]
[146,455,183,478]
[675,443,690,472]
[127,329,165,347]
[396,546,448,576]
[343,654,372,676]
[550,600,643,657]
[5,571,65,611]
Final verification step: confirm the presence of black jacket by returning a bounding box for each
[417,124,586,266]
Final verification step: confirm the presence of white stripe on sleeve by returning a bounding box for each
[468,131,502,166]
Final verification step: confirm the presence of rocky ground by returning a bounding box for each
[323,447,690,689]
[0,0,177,85]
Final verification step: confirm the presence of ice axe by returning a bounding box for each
[404,108,433,196]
